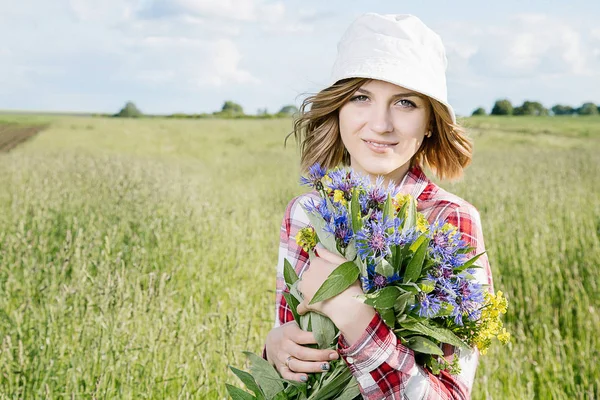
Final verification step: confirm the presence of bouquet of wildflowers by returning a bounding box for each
[227,164,509,399]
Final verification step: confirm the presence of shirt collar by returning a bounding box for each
[396,164,430,199]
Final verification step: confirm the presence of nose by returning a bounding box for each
[367,104,394,134]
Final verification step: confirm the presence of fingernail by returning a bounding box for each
[300,375,308,382]
[329,352,338,360]
[321,362,330,371]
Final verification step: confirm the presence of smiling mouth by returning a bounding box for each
[362,139,398,148]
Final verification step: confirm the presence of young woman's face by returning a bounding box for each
[338,79,431,184]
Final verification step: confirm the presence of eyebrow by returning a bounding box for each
[356,88,425,99]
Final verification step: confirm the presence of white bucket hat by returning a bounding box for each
[330,13,456,123]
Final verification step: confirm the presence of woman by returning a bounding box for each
[264,13,494,399]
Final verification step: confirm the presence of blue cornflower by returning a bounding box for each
[391,225,419,247]
[415,292,442,318]
[323,206,353,247]
[366,176,387,206]
[449,277,484,325]
[356,218,394,263]
[304,197,332,223]
[362,272,401,292]
[427,220,468,265]
[327,168,363,195]
[300,163,327,190]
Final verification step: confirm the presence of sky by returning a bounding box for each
[1,0,599,116]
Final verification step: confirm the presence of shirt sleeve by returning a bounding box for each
[336,203,494,400]
[273,194,314,328]
[263,195,312,360]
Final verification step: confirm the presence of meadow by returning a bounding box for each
[0,115,598,399]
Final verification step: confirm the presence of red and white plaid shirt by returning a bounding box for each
[272,165,494,399]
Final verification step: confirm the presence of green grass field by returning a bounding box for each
[0,115,598,399]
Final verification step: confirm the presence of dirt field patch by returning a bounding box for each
[0,123,47,152]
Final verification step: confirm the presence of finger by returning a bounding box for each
[315,246,347,264]
[286,325,318,345]
[297,301,309,316]
[287,341,340,362]
[278,365,308,383]
[288,357,333,374]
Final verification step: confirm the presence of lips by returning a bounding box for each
[362,139,398,147]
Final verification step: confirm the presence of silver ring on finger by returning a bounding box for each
[285,355,294,369]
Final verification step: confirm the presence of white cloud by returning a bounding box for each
[441,14,599,81]
[121,37,259,87]
[138,0,285,23]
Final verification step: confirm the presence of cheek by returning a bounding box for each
[339,106,365,140]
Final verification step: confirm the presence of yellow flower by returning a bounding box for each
[333,190,347,206]
[497,328,511,344]
[416,213,429,233]
[295,227,317,252]
[472,291,510,354]
[393,193,418,216]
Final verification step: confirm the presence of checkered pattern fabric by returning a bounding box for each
[270,165,494,399]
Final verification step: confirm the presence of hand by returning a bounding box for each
[296,247,363,318]
[297,247,376,345]
[265,321,339,382]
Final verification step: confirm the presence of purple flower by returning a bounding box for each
[304,198,332,223]
[327,168,363,196]
[300,163,327,189]
[427,220,469,266]
[362,270,401,292]
[391,225,419,247]
[449,278,484,325]
[356,218,394,263]
[365,176,388,207]
[416,292,442,318]
[323,206,353,247]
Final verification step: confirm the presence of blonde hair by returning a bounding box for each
[286,78,473,181]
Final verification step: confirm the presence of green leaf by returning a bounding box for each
[343,241,357,263]
[397,200,408,221]
[402,321,469,349]
[226,384,257,400]
[309,261,359,305]
[229,366,265,399]
[301,200,342,257]
[405,336,444,356]
[399,282,420,294]
[393,291,414,314]
[417,279,435,294]
[454,252,486,273]
[379,308,396,329]
[311,312,337,349]
[383,195,393,222]
[350,187,362,233]
[283,258,299,286]
[244,352,285,399]
[308,362,355,400]
[402,196,417,232]
[404,238,430,283]
[282,292,301,323]
[289,281,304,303]
[364,286,402,309]
[374,258,394,277]
[336,377,361,400]
[299,313,311,332]
[409,233,427,253]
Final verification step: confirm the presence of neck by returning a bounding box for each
[352,162,412,188]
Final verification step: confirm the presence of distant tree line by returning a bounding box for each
[472,100,600,116]
[113,99,600,119]
[112,101,298,119]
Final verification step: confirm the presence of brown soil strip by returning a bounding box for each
[0,124,48,152]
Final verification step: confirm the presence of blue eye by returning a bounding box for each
[350,95,369,102]
[397,99,416,108]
